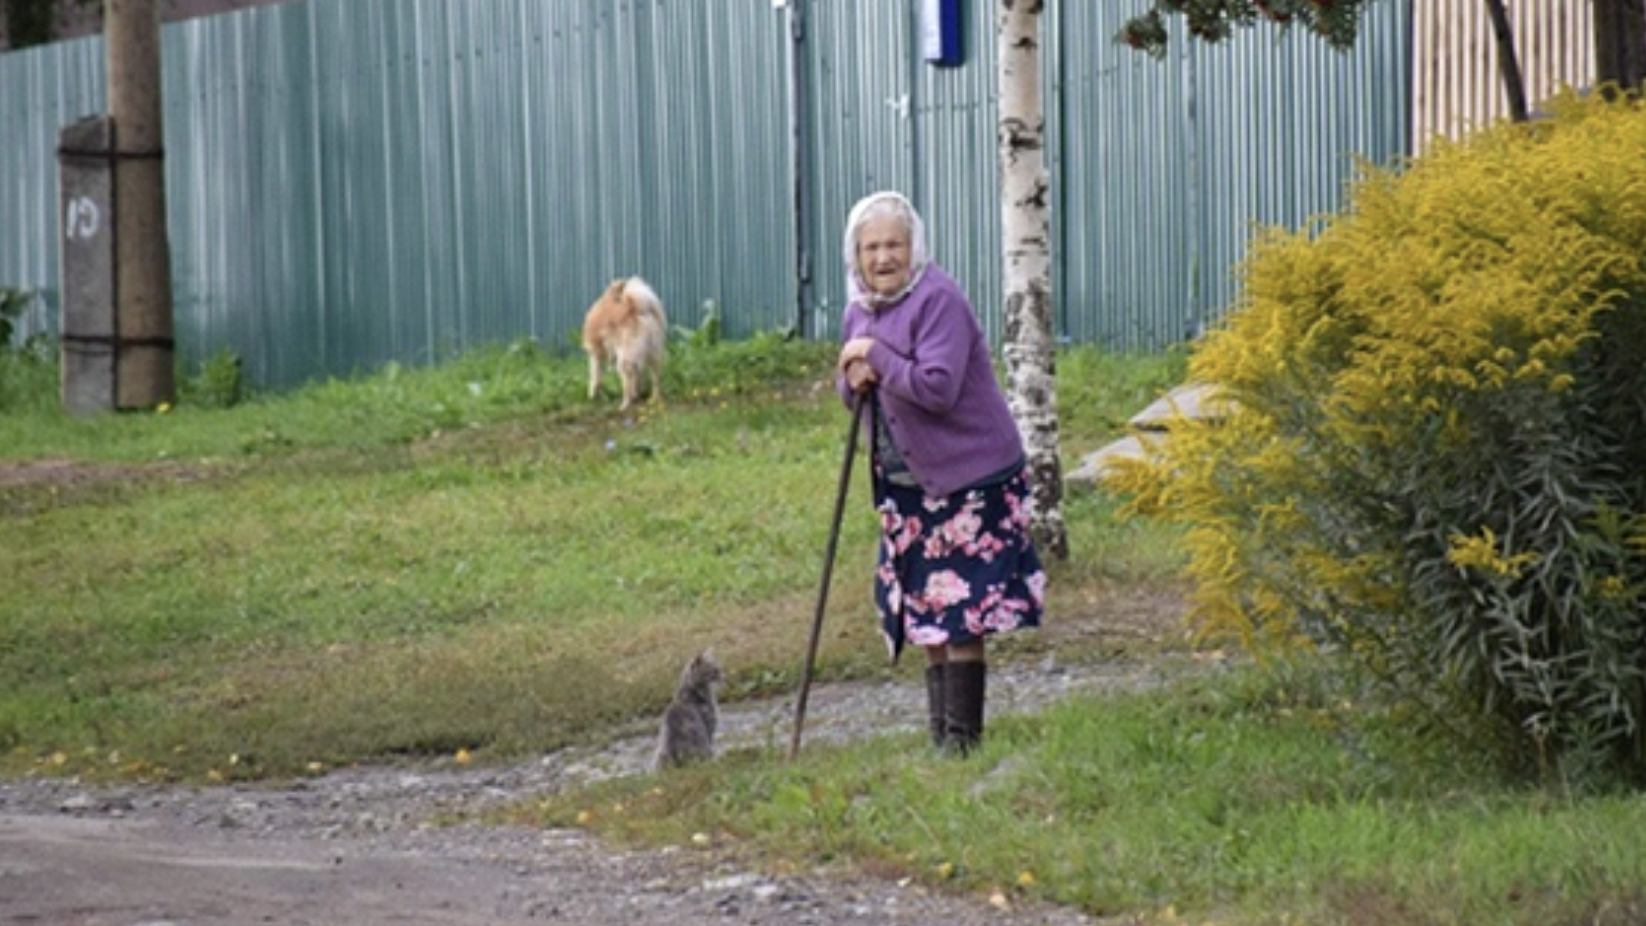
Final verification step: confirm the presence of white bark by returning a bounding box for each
[997,0,1066,559]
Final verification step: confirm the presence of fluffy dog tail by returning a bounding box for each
[622,276,665,328]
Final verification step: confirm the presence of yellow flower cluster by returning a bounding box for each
[1445,527,1540,579]
[1107,90,1646,656]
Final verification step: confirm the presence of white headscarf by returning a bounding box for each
[843,191,931,310]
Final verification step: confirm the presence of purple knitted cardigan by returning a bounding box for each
[836,264,1026,498]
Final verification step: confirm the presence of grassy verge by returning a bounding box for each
[518,661,1646,926]
[1,337,1185,782]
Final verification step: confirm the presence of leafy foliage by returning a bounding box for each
[1,0,56,49]
[184,348,245,409]
[1118,0,1378,56]
[0,287,33,349]
[1107,92,1646,791]
[1,0,99,50]
[0,288,54,412]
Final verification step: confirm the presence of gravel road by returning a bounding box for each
[0,655,1186,926]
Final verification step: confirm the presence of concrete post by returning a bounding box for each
[57,115,118,415]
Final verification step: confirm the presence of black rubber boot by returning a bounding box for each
[943,660,987,756]
[924,663,948,749]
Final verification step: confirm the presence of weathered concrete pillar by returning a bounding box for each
[57,116,118,416]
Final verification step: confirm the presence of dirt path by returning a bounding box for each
[0,659,1186,926]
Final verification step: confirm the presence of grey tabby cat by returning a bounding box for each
[652,649,724,770]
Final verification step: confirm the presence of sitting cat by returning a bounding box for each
[652,649,724,771]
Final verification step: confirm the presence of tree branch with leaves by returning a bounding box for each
[2,0,98,49]
[1119,0,1645,122]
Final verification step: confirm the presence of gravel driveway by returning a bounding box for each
[0,654,1188,926]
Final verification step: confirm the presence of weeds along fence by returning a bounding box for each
[0,0,1412,391]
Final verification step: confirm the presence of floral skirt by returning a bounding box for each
[872,466,1045,661]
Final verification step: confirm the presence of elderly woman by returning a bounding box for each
[835,191,1045,755]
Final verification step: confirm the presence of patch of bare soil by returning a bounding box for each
[0,457,134,489]
[0,456,230,487]
[0,457,226,518]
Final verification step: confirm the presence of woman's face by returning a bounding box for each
[856,216,912,297]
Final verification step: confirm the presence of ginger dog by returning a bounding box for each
[581,276,665,410]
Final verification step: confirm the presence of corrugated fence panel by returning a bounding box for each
[1188,7,1411,337]
[801,0,1017,347]
[2,0,1422,388]
[908,0,1007,346]
[1412,0,1594,153]
[1057,4,1197,351]
[1057,4,1410,350]
[0,36,102,343]
[539,0,608,342]
[49,0,796,388]
[530,0,794,343]
[802,0,914,341]
[675,2,793,336]
[165,0,795,386]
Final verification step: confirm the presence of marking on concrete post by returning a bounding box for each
[65,196,101,241]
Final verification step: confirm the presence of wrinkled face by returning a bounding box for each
[855,216,912,297]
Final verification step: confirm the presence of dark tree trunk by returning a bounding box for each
[1482,0,1530,121]
[2,0,56,48]
[1593,0,1646,94]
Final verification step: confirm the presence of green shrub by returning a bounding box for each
[0,287,29,348]
[1108,92,1646,791]
[0,288,56,412]
[187,348,246,408]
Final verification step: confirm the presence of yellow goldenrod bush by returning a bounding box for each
[1106,91,1646,790]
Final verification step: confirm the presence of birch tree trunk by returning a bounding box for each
[997,0,1066,560]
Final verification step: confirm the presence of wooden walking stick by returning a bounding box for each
[788,389,867,761]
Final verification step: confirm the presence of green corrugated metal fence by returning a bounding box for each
[0,0,1409,390]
